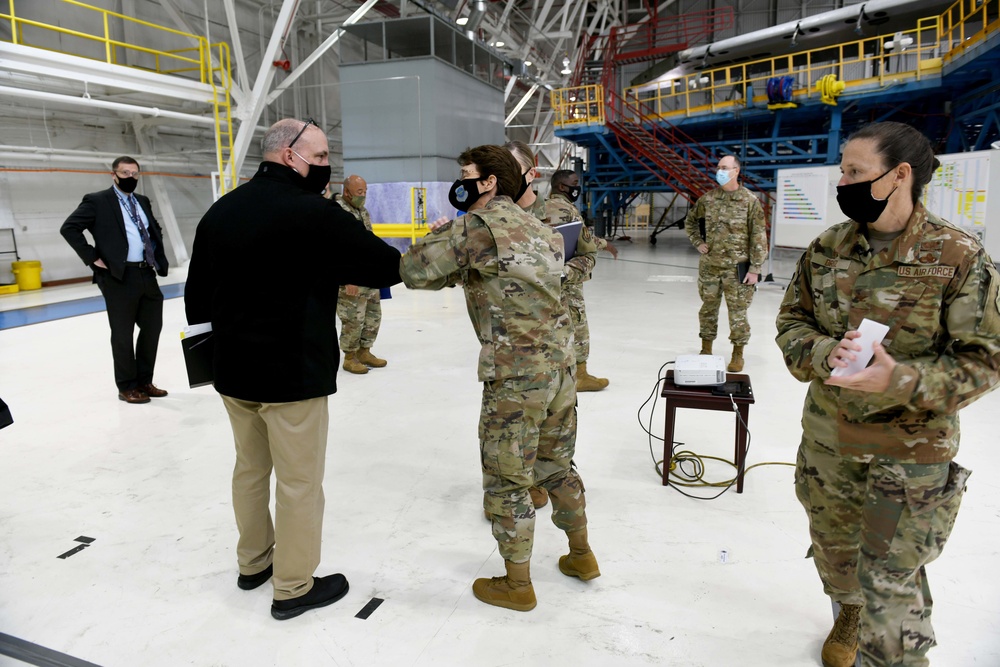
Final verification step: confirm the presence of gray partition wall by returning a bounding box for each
[339,16,507,184]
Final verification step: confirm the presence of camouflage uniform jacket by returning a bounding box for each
[400,195,574,381]
[526,193,547,222]
[684,185,768,274]
[335,194,372,231]
[544,192,599,284]
[775,203,1000,463]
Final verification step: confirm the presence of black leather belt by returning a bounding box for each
[125,261,152,268]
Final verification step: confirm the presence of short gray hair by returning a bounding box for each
[262,119,307,155]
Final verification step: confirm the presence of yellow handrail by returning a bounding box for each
[1,0,209,83]
[550,84,604,127]
[552,0,999,127]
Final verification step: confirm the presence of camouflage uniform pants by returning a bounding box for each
[564,282,589,364]
[337,286,381,352]
[697,260,754,345]
[480,366,587,563]
[795,442,970,666]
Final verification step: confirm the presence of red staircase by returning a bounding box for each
[569,7,775,215]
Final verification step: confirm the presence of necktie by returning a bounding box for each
[129,196,159,271]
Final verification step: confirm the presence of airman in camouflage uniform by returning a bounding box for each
[775,122,1000,667]
[400,145,599,612]
[332,175,386,374]
[545,169,616,392]
[685,154,767,372]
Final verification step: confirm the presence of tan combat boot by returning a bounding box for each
[576,362,609,392]
[700,339,713,355]
[357,347,387,368]
[529,486,549,509]
[472,560,536,611]
[558,527,601,581]
[822,603,861,667]
[342,351,369,375]
[728,345,745,372]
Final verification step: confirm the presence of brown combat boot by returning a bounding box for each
[576,362,609,392]
[727,345,745,372]
[822,603,861,667]
[529,486,548,509]
[700,339,713,355]
[342,351,369,375]
[558,527,601,581]
[472,560,536,611]
[357,347,387,368]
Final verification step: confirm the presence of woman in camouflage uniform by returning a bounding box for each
[776,122,1000,667]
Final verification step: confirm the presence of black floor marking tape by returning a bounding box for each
[355,597,384,619]
[0,632,103,666]
[74,536,95,544]
[57,545,88,559]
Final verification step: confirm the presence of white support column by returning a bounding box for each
[228,0,300,184]
[133,123,189,266]
[503,74,519,103]
[264,0,379,106]
[505,84,539,126]
[222,0,252,95]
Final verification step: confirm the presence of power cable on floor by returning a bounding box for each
[637,362,794,500]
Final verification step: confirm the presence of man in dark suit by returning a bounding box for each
[185,118,402,621]
[61,156,170,404]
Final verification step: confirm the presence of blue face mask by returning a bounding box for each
[716,169,733,186]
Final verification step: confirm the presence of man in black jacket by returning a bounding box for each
[184,118,402,621]
[61,156,170,404]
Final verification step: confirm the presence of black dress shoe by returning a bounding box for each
[270,574,349,620]
[237,564,273,591]
[118,389,150,404]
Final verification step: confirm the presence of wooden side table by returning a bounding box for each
[661,370,755,493]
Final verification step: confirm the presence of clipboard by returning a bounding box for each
[553,220,583,261]
[180,323,214,388]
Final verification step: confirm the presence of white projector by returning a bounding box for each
[674,354,727,386]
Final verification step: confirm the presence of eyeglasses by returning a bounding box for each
[288,118,317,149]
[115,169,140,178]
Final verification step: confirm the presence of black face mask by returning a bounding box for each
[290,150,332,194]
[514,173,531,202]
[296,164,331,194]
[448,177,484,212]
[563,185,581,203]
[116,176,138,194]
[836,166,897,224]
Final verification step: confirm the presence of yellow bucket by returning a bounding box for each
[11,260,43,291]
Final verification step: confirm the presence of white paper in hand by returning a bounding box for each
[831,318,890,377]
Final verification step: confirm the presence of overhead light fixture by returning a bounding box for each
[494,41,504,47]
[790,22,802,48]
[456,16,468,26]
[560,55,571,75]
[699,75,710,85]
[524,60,532,67]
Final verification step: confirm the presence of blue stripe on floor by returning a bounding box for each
[0,283,185,330]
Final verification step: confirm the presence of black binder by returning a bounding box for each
[554,220,583,260]
[0,397,12,430]
[181,331,214,388]
[737,261,751,284]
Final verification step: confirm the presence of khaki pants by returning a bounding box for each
[221,394,329,600]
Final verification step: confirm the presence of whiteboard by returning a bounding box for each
[773,166,841,249]
[772,150,1000,256]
